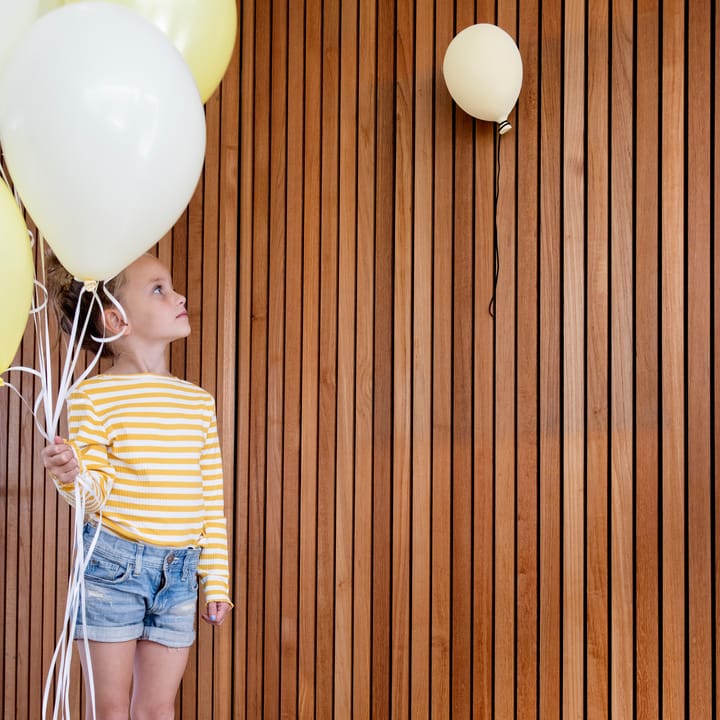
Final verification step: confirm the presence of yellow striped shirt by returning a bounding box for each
[56,373,231,603]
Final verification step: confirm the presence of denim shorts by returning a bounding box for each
[74,523,200,648]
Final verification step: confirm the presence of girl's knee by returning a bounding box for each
[131,704,175,720]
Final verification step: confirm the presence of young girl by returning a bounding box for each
[42,252,232,719]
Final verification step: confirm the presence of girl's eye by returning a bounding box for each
[153,285,163,294]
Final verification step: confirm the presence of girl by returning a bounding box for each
[42,252,232,719]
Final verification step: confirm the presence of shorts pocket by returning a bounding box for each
[85,554,131,585]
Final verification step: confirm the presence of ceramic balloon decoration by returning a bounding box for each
[0,1,206,281]
[0,179,34,375]
[64,0,237,103]
[443,23,523,134]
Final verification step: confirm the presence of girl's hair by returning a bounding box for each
[45,253,125,358]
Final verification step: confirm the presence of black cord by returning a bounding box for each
[488,130,503,317]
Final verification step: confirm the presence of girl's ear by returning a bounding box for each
[103,307,128,335]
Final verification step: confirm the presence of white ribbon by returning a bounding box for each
[1,228,126,720]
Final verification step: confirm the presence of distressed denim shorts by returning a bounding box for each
[74,523,200,648]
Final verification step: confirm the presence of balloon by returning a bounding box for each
[0,0,41,77]
[0,180,34,375]
[64,0,237,103]
[443,24,523,134]
[0,2,206,281]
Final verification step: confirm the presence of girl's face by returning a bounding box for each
[115,254,190,346]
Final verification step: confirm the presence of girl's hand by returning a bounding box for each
[42,436,79,484]
[202,601,232,626]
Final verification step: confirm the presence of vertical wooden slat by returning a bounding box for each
[539,0,562,714]
[334,0,359,715]
[315,0,340,714]
[563,1,586,717]
[280,0,304,713]
[16,312,34,718]
[353,0,376,715]
[233,0,254,716]
[372,0,394,714]
[714,3,720,712]
[298,0,321,713]
[198,81,222,720]
[214,28,240,719]
[661,0,686,716]
[451,0,477,714]
[4,333,20,718]
[411,0,433,715]
[635,1,660,719]
[392,0,413,715]
[494,5,519,720]
[245,0,270,715]
[610,0,634,716]
[432,0,453,714]
[184,205,201,719]
[687,1,713,717]
[516,0,540,716]
[264,0,289,712]
[0,352,5,720]
[586,0,611,717]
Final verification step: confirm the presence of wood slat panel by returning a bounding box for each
[494,3,519,720]
[686,2,713,718]
[610,0,634,715]
[353,0,376,716]
[432,1,453,715]
[661,1,687,716]
[563,1,586,717]
[586,0,611,717]
[516,0,541,717]
[539,0,563,716]
[334,0,358,716]
[392,0,413,716]
[634,1,660,719]
[411,1,433,716]
[1,1,718,718]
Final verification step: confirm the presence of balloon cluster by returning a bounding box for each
[0,0,237,376]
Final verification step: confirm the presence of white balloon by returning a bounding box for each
[0,0,41,76]
[443,24,523,134]
[0,1,206,280]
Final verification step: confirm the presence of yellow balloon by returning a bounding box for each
[0,180,34,375]
[64,0,237,103]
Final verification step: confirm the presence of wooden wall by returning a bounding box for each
[1,0,718,717]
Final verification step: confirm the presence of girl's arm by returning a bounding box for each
[197,401,232,605]
[47,389,116,512]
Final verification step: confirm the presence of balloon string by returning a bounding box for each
[41,492,101,720]
[488,130,503,317]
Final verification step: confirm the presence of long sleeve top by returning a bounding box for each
[55,373,231,604]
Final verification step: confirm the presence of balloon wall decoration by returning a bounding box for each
[443,23,523,134]
[0,2,206,281]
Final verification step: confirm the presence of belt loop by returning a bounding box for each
[134,542,143,576]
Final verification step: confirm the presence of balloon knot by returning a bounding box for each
[82,279,99,292]
[497,120,512,135]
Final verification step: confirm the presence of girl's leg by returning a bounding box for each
[130,640,190,720]
[76,639,136,720]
